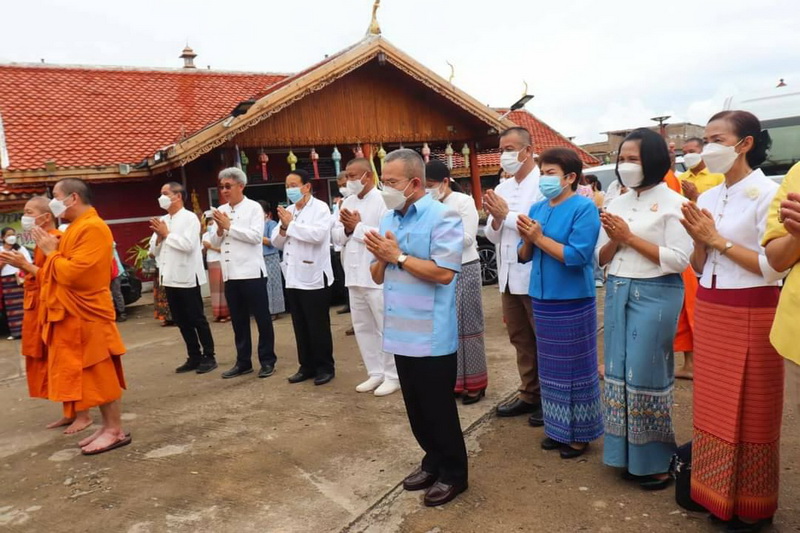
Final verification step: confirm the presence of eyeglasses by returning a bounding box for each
[219,184,234,190]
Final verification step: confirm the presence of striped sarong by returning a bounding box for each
[533,297,603,444]
[152,269,172,322]
[264,253,285,315]
[454,260,487,393]
[692,286,783,521]
[207,261,229,320]
[1,274,24,338]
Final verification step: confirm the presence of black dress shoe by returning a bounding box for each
[462,389,485,405]
[221,365,254,379]
[528,404,544,427]
[560,443,589,459]
[402,468,437,491]
[496,398,538,417]
[258,365,275,378]
[314,372,335,386]
[423,481,468,507]
[724,517,773,533]
[639,475,672,491]
[541,437,563,450]
[196,358,218,374]
[175,360,200,373]
[288,371,314,384]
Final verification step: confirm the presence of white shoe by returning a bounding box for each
[356,376,383,393]
[374,379,401,397]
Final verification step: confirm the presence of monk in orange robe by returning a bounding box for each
[0,197,93,433]
[665,169,698,379]
[31,178,130,455]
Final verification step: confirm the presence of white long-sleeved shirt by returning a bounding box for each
[208,197,267,281]
[443,191,480,264]
[0,245,31,277]
[150,208,207,288]
[697,169,786,289]
[202,224,221,263]
[331,187,387,289]
[271,196,334,290]
[484,167,542,294]
[596,182,692,279]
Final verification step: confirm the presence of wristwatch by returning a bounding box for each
[396,253,409,269]
[719,241,734,255]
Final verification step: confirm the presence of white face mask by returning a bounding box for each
[158,194,173,211]
[381,181,412,210]
[346,173,368,196]
[500,150,528,176]
[683,153,702,170]
[49,195,71,218]
[4,235,17,245]
[617,162,645,189]
[339,187,350,199]
[701,141,743,175]
[425,187,442,201]
[21,215,40,232]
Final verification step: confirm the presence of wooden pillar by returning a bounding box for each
[468,141,482,210]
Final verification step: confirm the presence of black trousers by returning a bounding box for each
[395,353,468,485]
[164,285,215,361]
[285,285,334,375]
[225,277,277,368]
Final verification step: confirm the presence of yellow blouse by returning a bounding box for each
[678,167,725,195]
[763,163,800,364]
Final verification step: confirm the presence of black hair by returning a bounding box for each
[425,160,450,182]
[583,173,601,191]
[499,126,532,146]
[288,168,312,185]
[540,148,583,191]
[56,178,93,204]
[1,226,20,250]
[708,110,772,168]
[683,137,704,149]
[165,181,187,203]
[616,128,671,188]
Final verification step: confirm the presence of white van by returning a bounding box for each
[724,87,800,181]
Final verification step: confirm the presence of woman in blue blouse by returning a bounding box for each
[518,147,603,459]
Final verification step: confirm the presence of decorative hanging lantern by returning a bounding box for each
[234,144,243,170]
[287,149,298,171]
[462,144,471,169]
[331,146,342,175]
[377,144,387,173]
[258,150,269,181]
[310,148,320,179]
[445,143,454,169]
[354,145,364,158]
[422,142,431,163]
[191,189,202,218]
[240,149,249,172]
[369,147,379,183]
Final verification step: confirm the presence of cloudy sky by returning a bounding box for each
[2,0,798,144]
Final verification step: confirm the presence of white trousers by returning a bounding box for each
[349,286,397,381]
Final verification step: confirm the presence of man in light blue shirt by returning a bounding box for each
[365,148,467,508]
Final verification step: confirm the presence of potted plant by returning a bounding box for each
[126,237,156,280]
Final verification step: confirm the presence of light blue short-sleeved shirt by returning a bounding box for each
[379,193,463,357]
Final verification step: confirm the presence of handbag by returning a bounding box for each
[669,441,708,513]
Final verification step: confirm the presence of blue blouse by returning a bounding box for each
[263,219,279,256]
[520,194,600,301]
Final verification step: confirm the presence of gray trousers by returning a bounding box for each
[110,277,125,316]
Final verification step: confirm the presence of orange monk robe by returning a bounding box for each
[38,208,126,418]
[21,228,62,399]
[665,170,698,352]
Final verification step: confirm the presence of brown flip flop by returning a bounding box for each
[81,433,132,456]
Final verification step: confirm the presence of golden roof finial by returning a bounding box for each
[446,61,455,84]
[368,0,381,35]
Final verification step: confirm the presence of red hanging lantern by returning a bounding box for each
[310,148,320,179]
[258,150,269,181]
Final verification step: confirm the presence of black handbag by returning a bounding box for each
[669,441,708,513]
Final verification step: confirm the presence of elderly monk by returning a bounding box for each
[31,178,130,455]
[0,197,93,433]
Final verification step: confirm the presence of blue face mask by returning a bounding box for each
[539,175,567,200]
[286,187,303,204]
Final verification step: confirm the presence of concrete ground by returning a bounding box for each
[0,287,797,533]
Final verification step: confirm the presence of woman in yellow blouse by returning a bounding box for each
[764,162,800,413]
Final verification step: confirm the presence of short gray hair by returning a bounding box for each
[384,149,425,181]
[218,167,247,186]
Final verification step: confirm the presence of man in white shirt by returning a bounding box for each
[211,168,278,379]
[150,182,216,374]
[331,158,399,396]
[483,127,544,424]
[272,169,336,386]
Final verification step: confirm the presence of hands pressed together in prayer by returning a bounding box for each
[680,202,722,247]
[149,217,169,241]
[364,230,401,264]
[212,209,232,234]
[31,226,59,256]
[0,249,30,268]
[276,206,293,230]
[482,189,509,221]
[600,211,633,244]
[680,180,700,203]
[779,191,800,239]
[340,208,362,235]
[517,214,543,245]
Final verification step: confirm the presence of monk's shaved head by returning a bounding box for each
[54,178,93,205]
[25,196,52,215]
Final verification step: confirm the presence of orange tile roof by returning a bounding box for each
[0,65,287,172]
[500,109,600,166]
